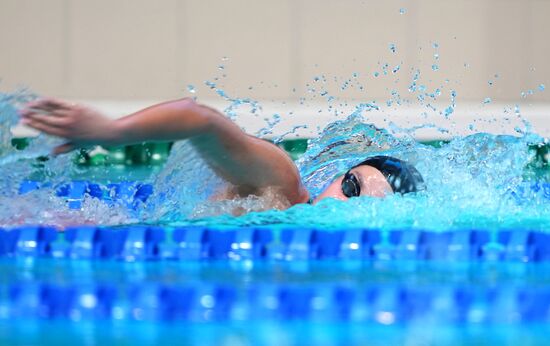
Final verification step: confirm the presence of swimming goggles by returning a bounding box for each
[340,155,426,198]
[341,171,361,198]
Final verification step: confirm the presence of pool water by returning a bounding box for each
[2,257,550,345]
[2,86,550,345]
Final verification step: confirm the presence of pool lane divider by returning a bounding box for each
[18,180,154,210]
[1,225,550,262]
[17,180,550,211]
[4,280,550,323]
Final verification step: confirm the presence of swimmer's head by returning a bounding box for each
[313,155,425,203]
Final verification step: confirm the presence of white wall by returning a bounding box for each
[1,0,550,138]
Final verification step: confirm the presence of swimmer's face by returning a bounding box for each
[313,165,393,204]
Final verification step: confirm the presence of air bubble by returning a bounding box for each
[187,85,196,94]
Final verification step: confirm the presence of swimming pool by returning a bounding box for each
[3,90,550,345]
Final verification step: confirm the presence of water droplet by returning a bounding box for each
[431,64,439,71]
[539,84,546,91]
[432,42,439,49]
[392,65,400,74]
[389,43,396,53]
[412,69,420,81]
[450,90,457,105]
[399,8,406,14]
[218,65,225,70]
[221,56,229,61]
[483,97,492,104]
[374,72,380,77]
[444,106,454,117]
[187,85,196,94]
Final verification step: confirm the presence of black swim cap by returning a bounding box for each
[354,155,425,194]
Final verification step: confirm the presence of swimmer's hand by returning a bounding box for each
[19,98,117,155]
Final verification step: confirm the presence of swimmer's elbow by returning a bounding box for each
[171,98,220,135]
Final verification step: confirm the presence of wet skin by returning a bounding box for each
[313,165,393,204]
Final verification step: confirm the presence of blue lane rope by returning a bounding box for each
[3,281,550,323]
[17,179,550,210]
[1,225,550,262]
[18,180,154,210]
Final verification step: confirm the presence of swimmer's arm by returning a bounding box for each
[114,99,309,204]
[21,98,222,147]
[20,98,310,204]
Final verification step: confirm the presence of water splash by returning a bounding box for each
[0,66,549,230]
[0,89,33,157]
[191,120,547,231]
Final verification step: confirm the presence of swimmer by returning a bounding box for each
[19,98,424,207]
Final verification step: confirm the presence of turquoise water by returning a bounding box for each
[2,258,550,345]
[0,87,549,230]
[4,320,549,346]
